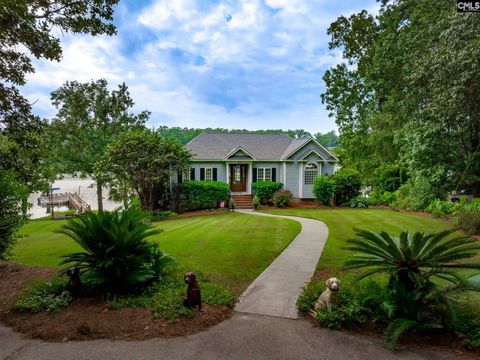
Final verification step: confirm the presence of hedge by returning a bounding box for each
[252,181,283,203]
[181,181,230,210]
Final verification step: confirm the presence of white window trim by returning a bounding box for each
[205,167,213,181]
[304,162,318,185]
[256,167,272,182]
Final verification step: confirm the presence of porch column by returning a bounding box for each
[226,162,229,184]
[248,162,253,194]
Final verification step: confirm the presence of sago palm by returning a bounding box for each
[59,208,174,295]
[345,229,480,290]
[345,229,480,348]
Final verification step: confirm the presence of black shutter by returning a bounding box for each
[200,168,205,181]
[190,168,195,181]
[272,168,276,182]
[177,170,183,184]
[252,168,257,182]
[213,168,217,181]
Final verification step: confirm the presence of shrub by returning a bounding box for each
[272,189,293,208]
[313,176,336,205]
[332,168,362,205]
[408,176,436,211]
[181,181,230,211]
[252,196,261,210]
[345,229,480,348]
[349,197,369,208]
[252,181,283,203]
[314,289,365,329]
[13,277,71,313]
[59,209,174,295]
[372,164,408,193]
[426,199,454,217]
[453,208,480,235]
[297,280,324,312]
[151,210,177,221]
[462,317,480,349]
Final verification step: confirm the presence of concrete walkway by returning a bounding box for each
[235,210,328,319]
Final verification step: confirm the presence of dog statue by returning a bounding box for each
[309,277,340,317]
[183,272,202,310]
[66,266,82,298]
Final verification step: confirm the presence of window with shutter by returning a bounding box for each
[205,168,213,181]
[256,168,272,181]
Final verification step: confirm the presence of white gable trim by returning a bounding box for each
[282,138,339,161]
[298,149,326,161]
[223,146,256,160]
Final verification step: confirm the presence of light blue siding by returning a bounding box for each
[285,162,300,197]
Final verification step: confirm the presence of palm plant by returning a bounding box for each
[59,209,174,295]
[345,229,480,348]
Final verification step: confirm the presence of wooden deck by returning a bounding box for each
[37,193,91,212]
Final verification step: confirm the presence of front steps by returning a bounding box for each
[231,194,253,209]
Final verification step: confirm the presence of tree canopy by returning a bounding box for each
[322,0,480,196]
[50,79,149,211]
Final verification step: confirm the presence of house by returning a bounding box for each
[175,132,339,207]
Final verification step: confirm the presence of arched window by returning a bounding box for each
[304,163,318,185]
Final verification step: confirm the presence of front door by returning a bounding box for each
[230,164,247,192]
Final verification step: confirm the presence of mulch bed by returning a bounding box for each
[309,269,480,359]
[0,262,232,341]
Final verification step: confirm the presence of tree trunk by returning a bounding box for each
[96,181,104,212]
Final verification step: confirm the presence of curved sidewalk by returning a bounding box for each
[235,210,328,319]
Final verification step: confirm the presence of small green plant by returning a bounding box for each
[426,199,454,217]
[313,176,336,205]
[59,208,174,295]
[272,189,293,208]
[252,196,262,209]
[252,181,283,203]
[349,197,368,208]
[151,210,177,221]
[13,277,72,313]
[297,281,324,312]
[314,290,365,329]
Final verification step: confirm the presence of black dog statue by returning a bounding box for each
[66,266,82,298]
[183,272,201,310]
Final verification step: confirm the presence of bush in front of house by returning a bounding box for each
[59,209,174,295]
[313,176,336,206]
[368,190,397,206]
[252,181,283,203]
[331,168,362,205]
[181,181,230,210]
[272,189,293,208]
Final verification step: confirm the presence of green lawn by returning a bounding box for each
[14,212,301,294]
[262,208,464,270]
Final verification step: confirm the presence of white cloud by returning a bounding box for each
[22,0,380,134]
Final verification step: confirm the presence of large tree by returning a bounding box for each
[102,130,191,212]
[50,79,149,211]
[322,1,480,195]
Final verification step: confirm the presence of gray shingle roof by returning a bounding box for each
[186,132,307,160]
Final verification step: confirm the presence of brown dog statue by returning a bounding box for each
[183,272,202,310]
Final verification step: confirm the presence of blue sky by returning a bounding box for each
[22,0,378,134]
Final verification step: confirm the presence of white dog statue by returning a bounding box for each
[309,277,340,316]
